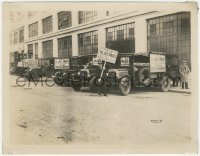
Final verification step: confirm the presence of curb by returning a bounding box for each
[169,89,191,94]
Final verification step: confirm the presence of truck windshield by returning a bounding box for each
[134,55,149,63]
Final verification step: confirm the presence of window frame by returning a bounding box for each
[58,36,72,58]
[106,23,135,54]
[14,32,18,44]
[78,11,97,24]
[42,16,53,34]
[78,30,98,55]
[42,40,53,59]
[28,22,38,38]
[58,11,72,30]
[19,29,24,43]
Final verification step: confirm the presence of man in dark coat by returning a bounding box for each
[96,62,108,96]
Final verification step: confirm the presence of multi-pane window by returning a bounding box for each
[117,30,124,40]
[150,24,156,36]
[14,32,18,44]
[163,21,174,34]
[19,29,24,42]
[147,12,191,66]
[42,40,53,58]
[27,44,33,59]
[58,36,72,58]
[78,31,98,55]
[181,18,190,32]
[106,23,135,53]
[29,22,38,38]
[35,43,38,59]
[58,11,72,30]
[10,34,13,45]
[78,11,97,24]
[42,16,53,34]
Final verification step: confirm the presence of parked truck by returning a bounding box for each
[71,51,179,96]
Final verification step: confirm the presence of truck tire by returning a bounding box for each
[161,76,171,92]
[119,76,131,96]
[72,85,82,91]
[71,75,82,91]
[31,71,39,82]
[137,67,150,83]
[53,77,63,86]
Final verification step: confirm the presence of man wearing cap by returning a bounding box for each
[179,60,190,89]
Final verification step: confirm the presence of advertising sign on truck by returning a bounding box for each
[150,53,166,73]
[54,58,70,69]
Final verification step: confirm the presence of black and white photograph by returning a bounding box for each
[2,2,198,154]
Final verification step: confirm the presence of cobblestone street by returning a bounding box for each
[9,75,191,150]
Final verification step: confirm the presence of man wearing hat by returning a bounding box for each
[179,60,190,89]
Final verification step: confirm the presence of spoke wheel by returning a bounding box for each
[161,76,171,92]
[119,77,131,96]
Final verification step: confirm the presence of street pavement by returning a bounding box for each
[8,75,192,150]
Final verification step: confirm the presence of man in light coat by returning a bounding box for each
[179,60,190,89]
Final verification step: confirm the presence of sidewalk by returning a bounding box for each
[169,86,191,94]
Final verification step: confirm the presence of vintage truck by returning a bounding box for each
[106,51,175,95]
[52,55,87,86]
[69,54,101,90]
[52,54,98,87]
[71,51,179,96]
[23,58,56,81]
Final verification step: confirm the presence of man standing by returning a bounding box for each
[179,60,190,89]
[96,62,108,96]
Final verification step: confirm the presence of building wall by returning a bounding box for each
[9,26,25,64]
[10,10,191,67]
[147,12,190,65]
[24,11,157,60]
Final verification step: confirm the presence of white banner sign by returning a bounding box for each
[97,48,118,64]
[54,58,70,69]
[150,54,166,73]
[62,58,70,69]
[24,59,38,68]
[120,57,130,66]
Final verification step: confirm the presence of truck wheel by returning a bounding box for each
[137,67,150,83]
[161,76,171,92]
[119,76,131,96]
[31,71,39,82]
[72,85,82,91]
[71,75,82,91]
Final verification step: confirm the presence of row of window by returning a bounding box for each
[26,12,191,65]
[11,29,24,44]
[28,11,97,38]
[27,22,135,59]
